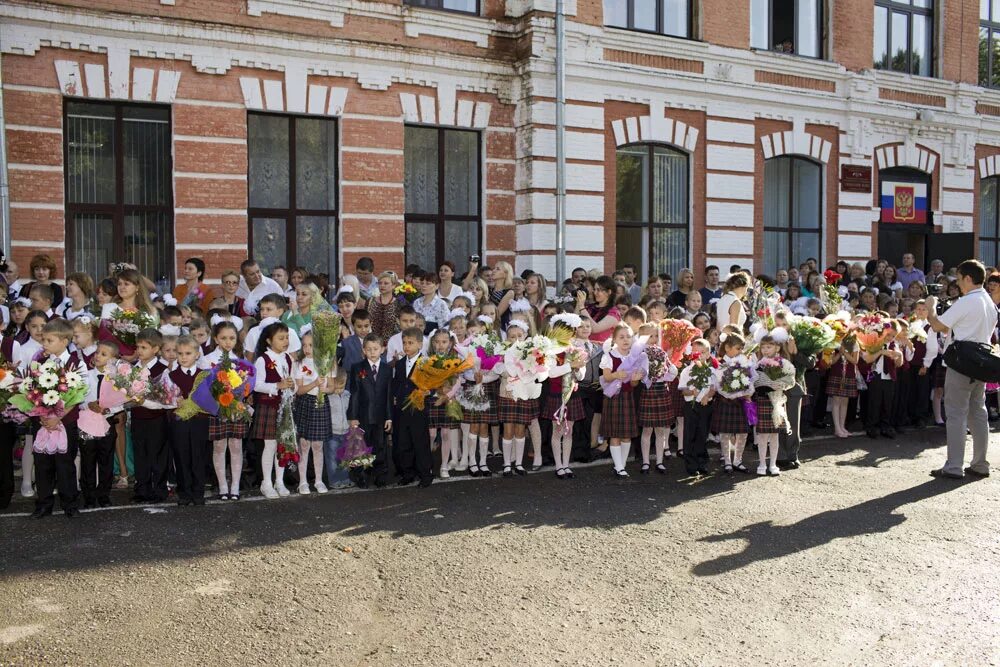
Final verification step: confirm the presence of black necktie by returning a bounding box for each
[371,363,377,381]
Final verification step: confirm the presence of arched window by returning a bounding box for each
[615,144,689,282]
[763,156,822,276]
[981,176,1000,266]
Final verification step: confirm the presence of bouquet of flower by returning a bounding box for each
[275,388,299,469]
[852,312,895,354]
[716,356,757,400]
[337,426,375,470]
[552,343,590,435]
[600,338,649,398]
[404,353,476,411]
[175,354,257,421]
[547,313,582,348]
[311,310,342,406]
[181,284,207,310]
[643,345,677,387]
[394,282,419,304]
[677,352,719,403]
[907,319,928,344]
[146,376,181,407]
[819,271,845,312]
[467,333,506,371]
[746,278,781,329]
[502,335,561,400]
[11,358,88,454]
[455,382,490,414]
[659,319,700,367]
[788,316,837,357]
[819,312,852,366]
[98,307,158,355]
[754,356,796,431]
[0,364,19,413]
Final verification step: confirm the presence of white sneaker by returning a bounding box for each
[768,466,781,476]
[298,483,310,495]
[314,481,328,494]
[756,465,767,476]
[20,483,34,498]
[440,466,450,479]
[276,484,290,497]
[260,483,279,500]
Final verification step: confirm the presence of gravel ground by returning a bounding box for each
[1,430,999,666]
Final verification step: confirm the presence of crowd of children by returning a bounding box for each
[0,252,990,519]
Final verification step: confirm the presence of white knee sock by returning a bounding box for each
[212,440,228,494]
[501,438,513,466]
[513,438,525,466]
[640,427,653,464]
[478,436,490,467]
[768,437,780,467]
[609,444,623,471]
[756,435,767,468]
[275,462,287,489]
[721,436,732,465]
[448,431,460,466]
[440,431,451,469]
[228,439,242,493]
[262,439,276,486]
[621,440,631,466]
[655,427,669,462]
[21,438,33,491]
[464,432,477,467]
[734,435,747,465]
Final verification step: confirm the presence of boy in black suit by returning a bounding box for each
[391,327,433,488]
[131,328,170,503]
[347,333,392,487]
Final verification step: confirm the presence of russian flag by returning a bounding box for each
[880,181,927,224]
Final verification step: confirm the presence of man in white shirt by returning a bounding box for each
[927,259,997,479]
[236,260,283,316]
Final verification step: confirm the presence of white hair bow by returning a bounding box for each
[161,294,178,307]
[506,319,529,334]
[508,298,531,314]
[477,315,494,325]
[299,323,313,336]
[210,313,244,333]
[458,291,477,307]
[13,297,30,308]
[159,324,181,336]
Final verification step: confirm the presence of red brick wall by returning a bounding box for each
[831,0,874,71]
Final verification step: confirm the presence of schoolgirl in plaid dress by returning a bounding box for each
[544,340,587,479]
[497,321,535,477]
[426,329,461,479]
[753,336,794,476]
[252,322,296,499]
[711,333,751,473]
[293,332,331,494]
[639,369,676,475]
[826,338,860,439]
[460,332,500,478]
[198,322,248,499]
[600,324,642,477]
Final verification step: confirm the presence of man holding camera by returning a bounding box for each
[926,259,997,479]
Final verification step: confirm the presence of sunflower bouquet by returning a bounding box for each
[404,353,476,412]
[176,354,257,421]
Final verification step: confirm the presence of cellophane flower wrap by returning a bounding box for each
[755,356,797,432]
[404,353,475,412]
[337,426,375,470]
[906,318,928,343]
[468,333,506,372]
[98,306,158,356]
[0,362,19,413]
[12,358,88,454]
[501,335,561,401]
[852,312,895,354]
[788,316,837,357]
[820,270,845,312]
[746,278,782,329]
[455,382,490,414]
[311,310,342,406]
[393,282,419,304]
[819,313,852,367]
[551,343,590,435]
[175,354,256,421]
[717,355,757,400]
[643,345,678,388]
[276,388,299,468]
[600,338,649,398]
[677,352,719,403]
[658,318,700,367]
[181,285,206,310]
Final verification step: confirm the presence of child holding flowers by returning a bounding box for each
[425,329,462,478]
[639,343,677,474]
[253,322,296,499]
[200,321,249,500]
[712,332,755,474]
[293,330,332,495]
[497,321,535,477]
[543,314,588,480]
[678,339,718,476]
[753,334,797,476]
[826,335,860,438]
[600,324,645,477]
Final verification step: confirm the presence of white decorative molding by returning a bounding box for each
[979,155,1000,179]
[611,114,699,152]
[398,91,492,128]
[874,142,937,173]
[240,73,347,116]
[248,0,346,27]
[760,129,832,163]
[54,58,180,103]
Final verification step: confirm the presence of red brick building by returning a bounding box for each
[1,0,998,287]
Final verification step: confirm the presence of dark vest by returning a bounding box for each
[169,367,199,399]
[0,335,14,365]
[258,353,293,406]
[131,360,168,420]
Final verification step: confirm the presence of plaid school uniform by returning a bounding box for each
[825,358,859,398]
[753,388,780,434]
[710,396,749,434]
[498,395,535,425]
[250,352,293,441]
[292,358,332,441]
[600,352,639,440]
[427,389,458,430]
[542,382,586,422]
[208,415,249,441]
[463,378,499,424]
[639,381,675,427]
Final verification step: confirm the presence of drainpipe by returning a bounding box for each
[554,0,566,287]
[0,53,10,258]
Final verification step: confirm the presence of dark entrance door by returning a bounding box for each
[877,223,929,267]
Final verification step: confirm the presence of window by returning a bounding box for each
[65,101,173,283]
[751,0,823,57]
[615,144,689,281]
[604,0,690,38]
[247,113,338,278]
[404,0,479,14]
[763,156,822,276]
[404,126,481,271]
[980,0,1000,87]
[874,0,932,77]
[980,177,1000,266]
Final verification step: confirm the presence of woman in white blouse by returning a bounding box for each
[715,272,750,334]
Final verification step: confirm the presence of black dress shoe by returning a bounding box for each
[30,508,51,519]
[418,478,432,488]
[397,477,415,486]
[83,500,96,510]
[131,495,148,504]
[965,467,990,478]
[192,498,206,506]
[64,507,79,518]
[697,468,710,475]
[930,468,964,479]
[177,498,193,507]
[98,497,111,508]
[775,459,789,468]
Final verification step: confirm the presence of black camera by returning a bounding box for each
[926,284,951,314]
[469,255,480,264]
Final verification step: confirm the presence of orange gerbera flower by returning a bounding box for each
[218,392,235,407]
